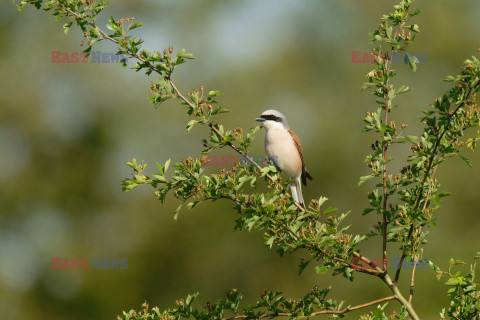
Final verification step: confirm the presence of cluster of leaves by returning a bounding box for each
[360,0,480,284]
[18,0,114,49]
[360,0,422,258]
[19,0,378,283]
[438,256,480,320]
[18,0,480,319]
[392,59,480,258]
[123,157,374,280]
[118,288,350,320]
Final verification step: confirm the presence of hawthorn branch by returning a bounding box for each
[168,81,275,181]
[222,295,396,320]
[380,23,402,271]
[409,255,418,303]
[394,84,478,283]
[64,0,388,282]
[60,4,307,213]
[207,190,382,276]
[382,273,420,320]
[305,244,384,276]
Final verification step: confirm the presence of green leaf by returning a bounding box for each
[459,155,472,168]
[407,24,420,33]
[323,206,338,215]
[404,53,419,72]
[208,90,222,97]
[315,265,329,275]
[92,27,101,38]
[186,120,198,133]
[63,22,73,35]
[404,135,418,143]
[128,21,145,31]
[379,124,393,133]
[396,85,411,95]
[177,48,195,59]
[362,208,374,215]
[260,166,277,177]
[385,26,393,40]
[445,277,460,286]
[361,82,377,91]
[173,204,182,220]
[266,236,275,249]
[191,93,199,106]
[152,174,167,183]
[185,293,197,307]
[298,260,311,275]
[358,174,375,186]
[318,196,328,207]
[164,159,171,173]
[156,161,164,174]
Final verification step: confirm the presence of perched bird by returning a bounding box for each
[255,109,313,208]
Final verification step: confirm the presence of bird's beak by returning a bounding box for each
[255,116,264,122]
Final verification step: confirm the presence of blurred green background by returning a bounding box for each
[1,1,479,319]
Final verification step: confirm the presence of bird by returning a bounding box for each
[255,109,313,208]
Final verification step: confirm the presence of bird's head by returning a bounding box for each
[255,109,290,130]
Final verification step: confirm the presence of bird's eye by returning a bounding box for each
[262,115,281,122]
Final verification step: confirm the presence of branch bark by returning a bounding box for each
[382,273,420,320]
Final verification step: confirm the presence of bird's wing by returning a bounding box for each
[288,129,313,186]
[288,129,305,169]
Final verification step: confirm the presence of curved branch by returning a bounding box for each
[223,295,396,320]
[60,4,307,212]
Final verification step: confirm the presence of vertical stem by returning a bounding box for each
[381,136,389,270]
[382,273,420,320]
[380,24,402,271]
[409,255,418,303]
[381,133,389,270]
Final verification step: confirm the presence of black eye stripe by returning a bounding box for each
[261,114,282,122]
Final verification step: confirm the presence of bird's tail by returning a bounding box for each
[290,178,305,208]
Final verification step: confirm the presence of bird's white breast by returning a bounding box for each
[264,127,302,179]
